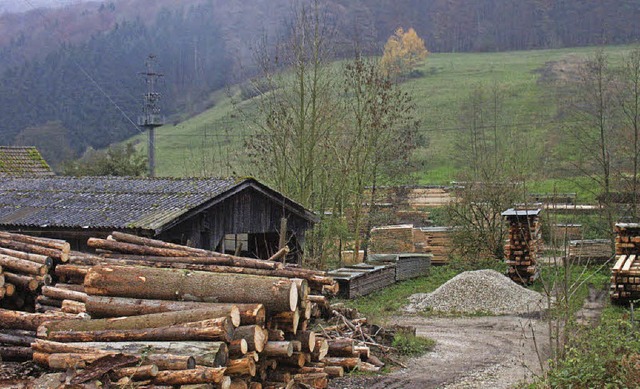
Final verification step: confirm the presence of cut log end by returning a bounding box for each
[289,282,298,312]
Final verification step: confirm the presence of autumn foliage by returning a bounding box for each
[381,27,428,78]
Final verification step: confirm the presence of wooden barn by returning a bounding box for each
[0,176,317,263]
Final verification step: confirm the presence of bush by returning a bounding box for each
[538,307,640,388]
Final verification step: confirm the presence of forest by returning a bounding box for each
[1,0,640,166]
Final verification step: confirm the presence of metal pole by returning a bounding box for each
[148,127,156,177]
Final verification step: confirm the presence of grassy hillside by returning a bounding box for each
[132,45,635,190]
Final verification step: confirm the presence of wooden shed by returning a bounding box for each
[0,176,317,263]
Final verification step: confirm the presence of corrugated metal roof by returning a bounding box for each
[0,146,54,176]
[0,176,240,231]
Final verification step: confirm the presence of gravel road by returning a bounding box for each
[330,314,550,389]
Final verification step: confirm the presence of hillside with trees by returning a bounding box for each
[2,0,640,168]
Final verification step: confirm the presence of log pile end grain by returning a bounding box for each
[2,231,348,388]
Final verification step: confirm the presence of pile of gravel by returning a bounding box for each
[404,269,546,315]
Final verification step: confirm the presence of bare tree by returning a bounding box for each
[338,54,418,262]
[617,47,640,219]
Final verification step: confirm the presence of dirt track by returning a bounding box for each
[330,314,550,389]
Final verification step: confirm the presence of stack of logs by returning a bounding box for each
[0,231,70,311]
[611,224,640,303]
[0,231,382,388]
[503,209,542,285]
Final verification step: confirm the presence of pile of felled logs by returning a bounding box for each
[0,231,369,388]
[0,231,70,311]
[0,232,75,363]
[502,209,542,285]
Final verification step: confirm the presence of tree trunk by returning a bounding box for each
[33,351,110,369]
[233,325,266,353]
[321,357,360,369]
[54,264,90,283]
[42,317,234,343]
[99,254,283,270]
[228,339,248,357]
[110,231,211,254]
[111,364,159,380]
[84,295,241,326]
[51,341,228,367]
[262,342,293,357]
[0,346,33,361]
[292,331,316,353]
[41,307,236,334]
[0,254,48,276]
[0,247,51,265]
[327,338,354,357]
[0,309,78,331]
[151,367,227,385]
[84,265,298,312]
[42,286,87,303]
[293,372,328,388]
[0,232,70,254]
[274,352,307,368]
[0,238,67,262]
[323,366,344,378]
[3,272,39,291]
[233,304,266,326]
[61,300,87,315]
[268,310,300,335]
[311,339,329,362]
[0,331,35,346]
[226,356,257,376]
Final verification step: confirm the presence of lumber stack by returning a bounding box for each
[369,225,416,254]
[567,239,612,264]
[328,264,395,299]
[611,224,640,304]
[502,209,542,285]
[418,227,453,265]
[367,253,431,282]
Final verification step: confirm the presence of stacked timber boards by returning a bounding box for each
[610,254,639,302]
[502,209,542,285]
[567,239,612,264]
[328,264,395,299]
[418,227,453,265]
[367,253,431,282]
[611,223,640,303]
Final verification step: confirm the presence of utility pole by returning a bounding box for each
[138,54,164,177]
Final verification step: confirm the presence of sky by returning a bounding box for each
[0,0,87,14]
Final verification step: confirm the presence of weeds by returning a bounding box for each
[392,331,436,357]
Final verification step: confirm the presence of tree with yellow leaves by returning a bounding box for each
[381,27,428,78]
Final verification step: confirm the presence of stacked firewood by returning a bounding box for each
[2,232,349,388]
[503,210,542,285]
[611,224,640,303]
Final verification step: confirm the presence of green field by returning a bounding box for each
[129,45,635,189]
